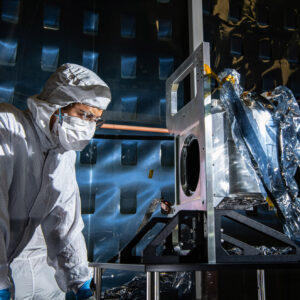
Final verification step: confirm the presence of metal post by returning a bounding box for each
[188,0,204,99]
[189,0,215,265]
[188,0,204,51]
[154,272,160,300]
[146,272,160,300]
[146,272,152,300]
[195,270,202,299]
[257,269,266,300]
[94,267,103,300]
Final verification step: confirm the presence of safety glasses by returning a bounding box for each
[58,108,105,127]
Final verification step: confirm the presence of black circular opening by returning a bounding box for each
[180,135,200,196]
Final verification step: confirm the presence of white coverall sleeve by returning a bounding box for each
[41,157,92,293]
[47,232,92,293]
[0,118,14,289]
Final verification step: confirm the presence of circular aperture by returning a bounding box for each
[180,135,200,196]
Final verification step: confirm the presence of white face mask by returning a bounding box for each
[56,115,96,151]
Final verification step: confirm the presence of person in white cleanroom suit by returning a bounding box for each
[0,63,111,300]
[10,226,66,299]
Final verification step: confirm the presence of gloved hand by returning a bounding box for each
[0,289,10,300]
[76,279,93,300]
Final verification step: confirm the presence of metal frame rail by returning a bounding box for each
[90,209,300,299]
[90,262,300,300]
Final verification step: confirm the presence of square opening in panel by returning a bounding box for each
[256,5,269,26]
[80,140,98,164]
[230,36,242,57]
[287,46,299,64]
[284,8,298,30]
[1,0,20,24]
[121,56,137,79]
[80,190,95,215]
[121,141,137,166]
[121,96,137,121]
[156,19,172,40]
[262,75,274,92]
[41,46,59,72]
[168,66,192,114]
[259,39,271,61]
[83,11,99,35]
[160,141,174,167]
[159,57,174,80]
[82,51,99,73]
[120,189,137,214]
[161,186,175,205]
[203,0,212,15]
[239,73,246,89]
[0,83,14,103]
[159,98,166,120]
[229,1,241,22]
[43,4,60,30]
[290,78,300,99]
[121,15,136,38]
[204,30,214,51]
[0,40,17,66]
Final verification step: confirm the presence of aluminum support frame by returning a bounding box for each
[146,272,152,300]
[91,262,300,299]
[195,270,203,299]
[257,269,266,300]
[94,267,102,300]
[146,272,160,300]
[214,209,300,263]
[188,0,204,99]
[166,42,215,263]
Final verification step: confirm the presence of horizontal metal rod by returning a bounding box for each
[93,134,174,141]
[99,123,170,134]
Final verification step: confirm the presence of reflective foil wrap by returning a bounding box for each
[219,69,300,243]
[210,98,263,209]
[103,272,193,299]
[227,246,293,256]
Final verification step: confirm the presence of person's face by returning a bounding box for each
[50,103,104,130]
[61,103,103,121]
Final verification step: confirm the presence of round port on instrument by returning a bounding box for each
[180,135,200,196]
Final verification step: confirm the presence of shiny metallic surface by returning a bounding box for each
[94,268,194,298]
[77,139,175,264]
[257,269,266,300]
[146,272,152,300]
[166,43,209,212]
[166,45,204,134]
[154,272,160,300]
[165,43,216,262]
[188,0,203,52]
[219,69,300,243]
[145,272,162,299]
[211,104,263,208]
[166,43,269,263]
[188,0,203,99]
[94,267,102,300]
[195,270,203,299]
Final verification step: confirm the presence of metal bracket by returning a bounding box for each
[119,210,206,264]
[215,209,300,262]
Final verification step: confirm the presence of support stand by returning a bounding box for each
[92,209,300,299]
[257,269,266,300]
